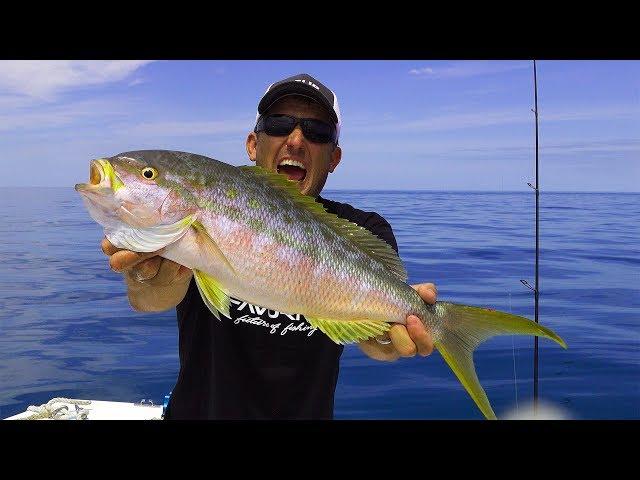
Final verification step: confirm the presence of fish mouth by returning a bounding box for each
[90,160,103,185]
[75,159,124,193]
[277,157,307,182]
[75,160,105,192]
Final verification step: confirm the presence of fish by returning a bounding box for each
[75,150,567,420]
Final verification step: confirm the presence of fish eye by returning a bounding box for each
[141,167,158,180]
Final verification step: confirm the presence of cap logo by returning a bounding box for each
[294,78,320,91]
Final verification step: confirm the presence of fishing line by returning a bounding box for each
[509,291,519,412]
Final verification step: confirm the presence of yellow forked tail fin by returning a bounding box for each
[434,302,567,420]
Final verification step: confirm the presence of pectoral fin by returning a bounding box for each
[106,214,196,252]
[305,316,390,344]
[193,269,231,320]
[192,220,237,276]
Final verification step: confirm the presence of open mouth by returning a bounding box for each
[90,160,104,185]
[277,159,307,182]
[75,160,105,192]
[75,159,124,193]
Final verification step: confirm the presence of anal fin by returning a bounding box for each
[305,316,390,345]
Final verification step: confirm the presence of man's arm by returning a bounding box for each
[358,283,436,361]
[101,238,193,312]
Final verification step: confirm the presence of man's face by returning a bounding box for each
[246,96,342,198]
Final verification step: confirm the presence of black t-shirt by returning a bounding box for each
[164,195,398,420]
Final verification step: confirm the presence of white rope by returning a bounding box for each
[23,398,92,420]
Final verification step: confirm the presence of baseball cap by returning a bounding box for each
[256,73,342,143]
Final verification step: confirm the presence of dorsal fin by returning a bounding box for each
[239,165,407,281]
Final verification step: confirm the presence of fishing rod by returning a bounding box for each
[520,59,540,415]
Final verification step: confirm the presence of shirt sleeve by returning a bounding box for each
[361,212,399,254]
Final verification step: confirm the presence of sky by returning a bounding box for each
[0,60,637,191]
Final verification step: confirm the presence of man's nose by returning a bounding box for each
[286,125,306,149]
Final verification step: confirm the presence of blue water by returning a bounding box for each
[1,188,638,419]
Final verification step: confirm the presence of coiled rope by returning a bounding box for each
[23,397,92,420]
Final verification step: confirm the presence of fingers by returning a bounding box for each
[358,318,434,361]
[412,282,437,305]
[388,317,434,358]
[358,337,399,362]
[102,236,165,273]
[136,257,190,287]
[131,256,163,281]
[406,315,434,356]
[108,248,164,273]
[101,237,120,256]
[359,281,438,362]
[101,236,191,290]
[389,324,417,357]
[176,265,193,281]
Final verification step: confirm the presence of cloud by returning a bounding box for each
[350,104,640,133]
[0,60,155,100]
[409,61,530,79]
[409,67,434,75]
[542,107,640,122]
[0,95,36,109]
[0,98,129,132]
[349,109,526,133]
[444,138,640,157]
[343,136,640,159]
[120,119,254,137]
[504,138,640,155]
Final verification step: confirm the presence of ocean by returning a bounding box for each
[1,188,638,419]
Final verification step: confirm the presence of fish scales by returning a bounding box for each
[196,171,412,321]
[150,153,408,320]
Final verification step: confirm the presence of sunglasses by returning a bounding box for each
[254,114,337,144]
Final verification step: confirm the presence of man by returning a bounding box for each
[101,73,437,419]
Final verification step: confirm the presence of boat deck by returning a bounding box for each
[5,399,164,420]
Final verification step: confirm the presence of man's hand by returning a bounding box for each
[358,283,436,361]
[101,237,193,312]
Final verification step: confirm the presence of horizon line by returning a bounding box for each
[2,186,639,194]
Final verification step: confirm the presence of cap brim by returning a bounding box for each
[258,82,338,124]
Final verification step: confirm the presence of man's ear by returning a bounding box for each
[329,145,342,173]
[246,132,258,162]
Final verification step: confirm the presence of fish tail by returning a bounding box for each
[432,302,567,420]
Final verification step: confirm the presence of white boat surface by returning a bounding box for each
[4,397,164,420]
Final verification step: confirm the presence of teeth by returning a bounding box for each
[279,159,306,170]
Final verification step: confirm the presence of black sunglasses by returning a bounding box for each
[254,114,337,144]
